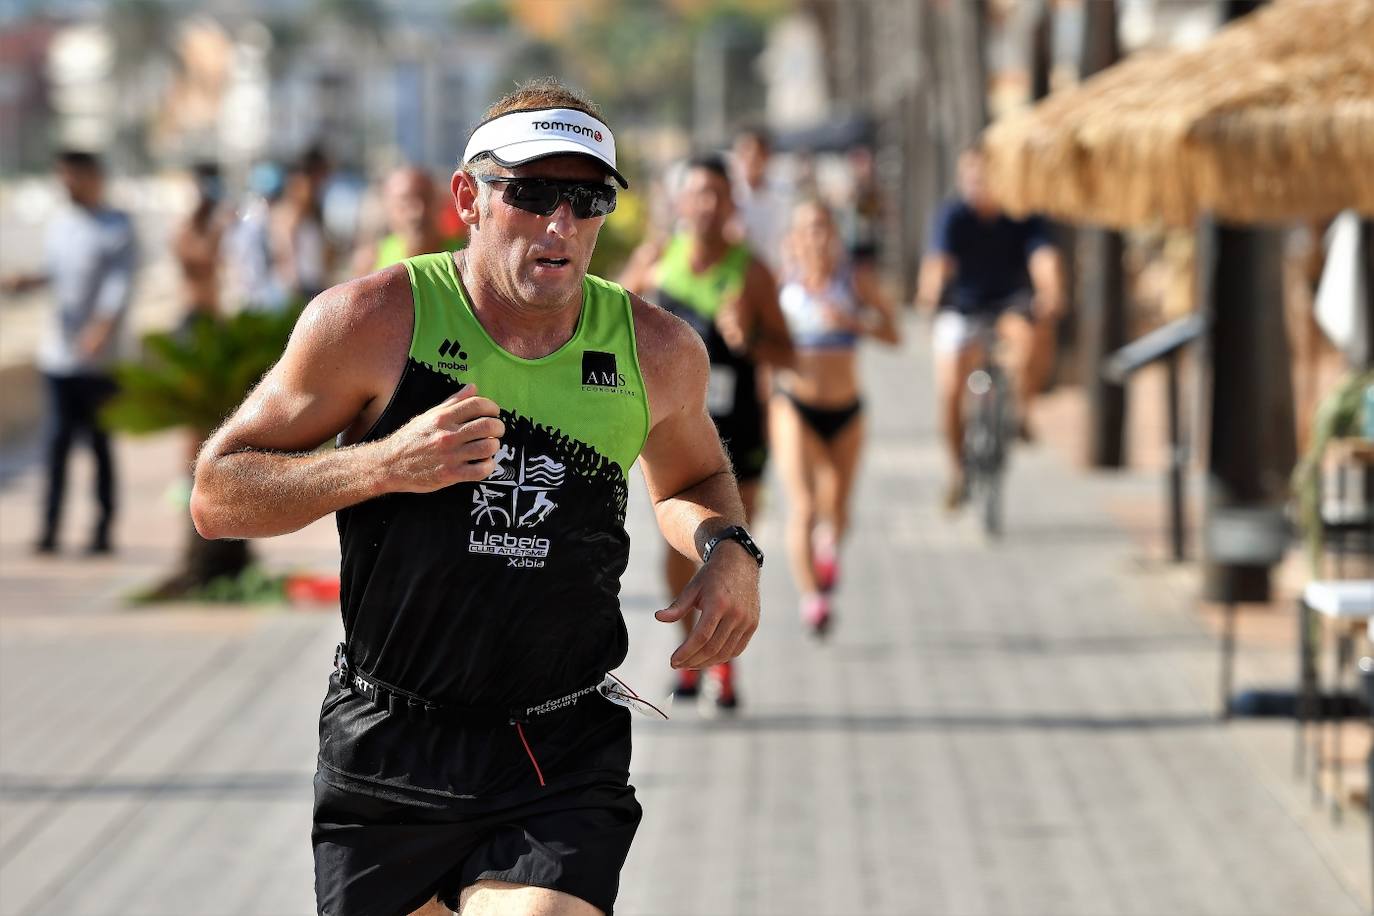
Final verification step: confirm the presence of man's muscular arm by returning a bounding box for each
[191,270,504,539]
[633,295,760,671]
[730,259,794,369]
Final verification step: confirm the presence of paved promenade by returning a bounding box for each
[0,317,1366,915]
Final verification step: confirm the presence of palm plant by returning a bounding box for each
[1290,368,1374,572]
[103,306,302,600]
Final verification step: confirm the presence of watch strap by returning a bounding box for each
[702,525,764,568]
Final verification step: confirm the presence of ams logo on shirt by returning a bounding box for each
[581,351,633,395]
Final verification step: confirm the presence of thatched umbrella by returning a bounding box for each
[983,0,1374,228]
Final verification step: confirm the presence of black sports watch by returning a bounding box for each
[701,525,764,568]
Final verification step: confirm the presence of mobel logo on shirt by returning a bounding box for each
[437,338,469,373]
[581,351,628,392]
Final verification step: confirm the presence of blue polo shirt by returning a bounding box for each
[929,199,1051,314]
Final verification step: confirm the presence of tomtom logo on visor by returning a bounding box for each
[532,120,603,143]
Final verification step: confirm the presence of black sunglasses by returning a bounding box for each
[479,176,617,219]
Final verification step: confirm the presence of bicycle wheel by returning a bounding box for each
[979,369,1008,538]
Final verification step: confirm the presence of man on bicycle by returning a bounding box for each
[915,142,1065,511]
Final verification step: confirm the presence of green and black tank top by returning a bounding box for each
[337,253,650,708]
[372,232,466,272]
[654,233,759,426]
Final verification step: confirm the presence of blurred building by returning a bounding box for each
[0,2,523,178]
[0,18,60,174]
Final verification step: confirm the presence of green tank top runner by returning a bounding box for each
[374,233,466,273]
[655,234,750,321]
[403,252,649,471]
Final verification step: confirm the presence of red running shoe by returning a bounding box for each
[703,662,739,713]
[812,526,838,593]
[669,667,700,701]
[800,594,833,638]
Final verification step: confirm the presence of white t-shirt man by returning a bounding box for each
[38,203,137,376]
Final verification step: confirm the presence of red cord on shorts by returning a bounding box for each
[514,722,546,787]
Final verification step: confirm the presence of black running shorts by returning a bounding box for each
[313,772,641,916]
[312,679,642,916]
[716,414,768,484]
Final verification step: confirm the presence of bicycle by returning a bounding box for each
[961,322,1017,538]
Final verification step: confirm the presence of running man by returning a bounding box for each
[773,199,898,636]
[622,153,793,711]
[915,143,1065,510]
[192,79,762,916]
[350,165,466,276]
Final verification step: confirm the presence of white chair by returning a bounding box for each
[1298,579,1374,821]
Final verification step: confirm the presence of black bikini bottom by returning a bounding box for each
[779,390,863,443]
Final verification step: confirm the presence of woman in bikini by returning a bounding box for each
[773,199,900,636]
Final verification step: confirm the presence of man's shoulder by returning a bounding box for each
[297,265,413,346]
[628,292,708,415]
[629,292,706,364]
[938,197,974,223]
[97,206,135,231]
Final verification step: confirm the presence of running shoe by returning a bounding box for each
[800,593,833,638]
[812,526,839,593]
[668,668,700,701]
[701,662,739,714]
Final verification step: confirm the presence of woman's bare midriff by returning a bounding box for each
[775,348,860,407]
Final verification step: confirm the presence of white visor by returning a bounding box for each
[463,107,628,189]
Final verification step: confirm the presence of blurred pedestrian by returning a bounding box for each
[168,162,231,503]
[270,145,333,303]
[349,165,466,276]
[772,199,899,636]
[622,153,794,711]
[173,162,229,328]
[227,161,288,311]
[1,150,136,554]
[840,145,884,266]
[915,142,1065,511]
[730,126,791,274]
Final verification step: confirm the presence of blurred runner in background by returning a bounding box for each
[772,199,899,636]
[622,153,793,712]
[350,166,466,276]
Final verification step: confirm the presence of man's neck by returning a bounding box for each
[404,226,444,256]
[454,250,582,360]
[966,197,1000,221]
[688,231,730,269]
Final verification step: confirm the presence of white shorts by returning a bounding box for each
[931,295,1036,355]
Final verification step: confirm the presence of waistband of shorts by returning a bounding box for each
[333,643,605,728]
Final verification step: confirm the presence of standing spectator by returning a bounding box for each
[1,151,137,554]
[730,126,791,274]
[270,146,333,303]
[167,162,230,503]
[840,145,884,266]
[173,162,229,328]
[227,161,288,311]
